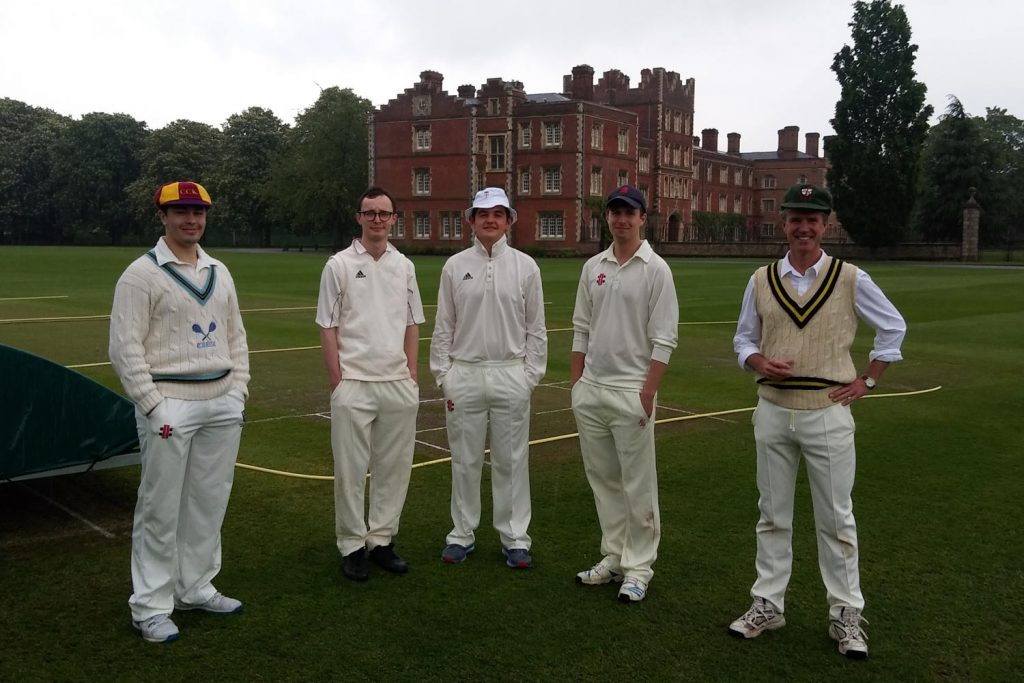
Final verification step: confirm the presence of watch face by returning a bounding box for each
[863,376,876,389]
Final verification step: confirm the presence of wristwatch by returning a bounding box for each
[860,375,876,390]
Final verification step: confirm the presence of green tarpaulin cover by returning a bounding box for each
[1,344,138,480]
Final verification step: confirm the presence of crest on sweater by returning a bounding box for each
[192,321,218,349]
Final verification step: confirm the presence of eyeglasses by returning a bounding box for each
[357,210,394,221]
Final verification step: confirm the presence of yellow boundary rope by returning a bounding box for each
[233,385,942,481]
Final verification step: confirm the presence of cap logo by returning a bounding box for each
[618,186,629,194]
[801,188,814,197]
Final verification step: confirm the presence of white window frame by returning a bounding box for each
[762,175,776,189]
[539,212,565,239]
[390,214,405,239]
[617,128,628,153]
[414,168,431,195]
[617,170,628,188]
[543,121,562,147]
[519,122,532,149]
[414,213,430,239]
[487,135,506,172]
[520,168,530,194]
[762,198,776,213]
[543,167,561,194]
[639,151,650,173]
[413,125,431,151]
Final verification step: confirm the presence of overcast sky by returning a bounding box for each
[1,0,1018,153]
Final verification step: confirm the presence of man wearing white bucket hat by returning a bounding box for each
[430,187,547,569]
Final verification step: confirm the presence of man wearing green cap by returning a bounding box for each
[110,181,249,643]
[727,182,906,659]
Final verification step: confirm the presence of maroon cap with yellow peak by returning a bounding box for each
[153,181,213,208]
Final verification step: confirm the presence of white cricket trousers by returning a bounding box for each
[750,398,864,619]
[331,378,419,557]
[571,381,660,583]
[443,360,533,550]
[129,390,244,622]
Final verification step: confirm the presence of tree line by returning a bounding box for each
[828,0,1023,249]
[2,1,1021,251]
[0,87,372,248]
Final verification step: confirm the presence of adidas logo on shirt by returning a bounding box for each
[355,270,366,278]
[462,272,473,280]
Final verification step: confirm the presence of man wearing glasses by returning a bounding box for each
[316,186,425,582]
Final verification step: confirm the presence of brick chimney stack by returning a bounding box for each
[701,128,719,152]
[419,70,444,93]
[727,132,741,155]
[778,125,799,155]
[570,64,595,101]
[805,132,820,158]
[457,85,475,98]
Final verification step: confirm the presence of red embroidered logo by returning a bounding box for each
[160,424,173,439]
[446,399,455,412]
[597,273,606,285]
[638,417,647,428]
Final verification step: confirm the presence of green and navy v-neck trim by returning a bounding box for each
[146,251,217,305]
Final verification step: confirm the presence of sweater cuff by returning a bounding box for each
[138,390,164,416]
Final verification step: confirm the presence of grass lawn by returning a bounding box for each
[1,246,1021,682]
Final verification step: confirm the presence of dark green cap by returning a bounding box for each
[781,183,832,214]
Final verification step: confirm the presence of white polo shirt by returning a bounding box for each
[572,240,679,391]
[315,239,425,381]
[430,236,547,387]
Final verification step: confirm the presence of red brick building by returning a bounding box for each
[371,67,840,254]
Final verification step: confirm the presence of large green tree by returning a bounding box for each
[269,87,373,248]
[217,107,288,247]
[978,107,1024,249]
[827,0,933,248]
[0,99,68,243]
[914,98,992,242]
[49,112,148,245]
[126,119,224,241]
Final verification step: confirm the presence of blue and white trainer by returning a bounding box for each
[575,558,624,585]
[175,592,242,615]
[133,614,179,643]
[617,576,648,603]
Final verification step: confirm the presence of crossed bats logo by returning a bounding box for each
[597,273,606,286]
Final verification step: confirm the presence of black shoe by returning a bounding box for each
[369,543,408,574]
[342,547,369,581]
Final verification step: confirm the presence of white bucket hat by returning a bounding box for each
[464,187,517,223]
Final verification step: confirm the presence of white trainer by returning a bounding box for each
[175,592,243,615]
[829,607,869,659]
[617,576,648,603]
[728,597,786,638]
[133,614,180,643]
[575,558,624,586]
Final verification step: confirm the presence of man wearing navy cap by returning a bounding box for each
[727,182,906,659]
[110,181,249,643]
[570,185,679,603]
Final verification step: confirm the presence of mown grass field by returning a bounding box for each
[1,246,1021,682]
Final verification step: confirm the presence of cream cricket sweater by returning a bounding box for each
[754,256,858,410]
[109,238,250,414]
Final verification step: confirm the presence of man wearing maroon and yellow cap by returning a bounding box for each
[110,181,250,643]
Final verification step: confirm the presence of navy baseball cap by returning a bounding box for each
[606,184,646,213]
